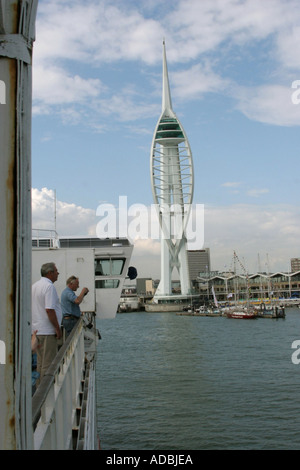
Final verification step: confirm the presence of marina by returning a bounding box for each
[177,302,288,318]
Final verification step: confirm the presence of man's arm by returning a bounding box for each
[74,288,89,305]
[46,308,62,339]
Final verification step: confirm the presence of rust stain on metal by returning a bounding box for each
[1,55,17,449]
[12,2,19,33]
[9,416,15,429]
[4,59,17,356]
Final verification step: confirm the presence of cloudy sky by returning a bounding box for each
[31,0,300,278]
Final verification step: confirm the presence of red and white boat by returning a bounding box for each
[225,308,257,319]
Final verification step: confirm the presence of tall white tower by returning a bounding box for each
[150,41,194,301]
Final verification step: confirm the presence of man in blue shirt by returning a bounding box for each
[61,275,89,337]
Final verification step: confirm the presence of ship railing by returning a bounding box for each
[32,228,60,248]
[32,319,89,450]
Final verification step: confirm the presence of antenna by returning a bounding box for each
[54,189,57,233]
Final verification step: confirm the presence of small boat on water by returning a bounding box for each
[256,304,286,319]
[225,308,257,319]
[224,251,257,319]
[195,305,222,316]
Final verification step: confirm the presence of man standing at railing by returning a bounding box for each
[32,263,62,384]
[61,276,89,337]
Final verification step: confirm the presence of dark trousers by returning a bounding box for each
[62,316,79,337]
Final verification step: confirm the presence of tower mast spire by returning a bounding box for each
[162,39,172,112]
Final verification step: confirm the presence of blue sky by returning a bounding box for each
[31,0,300,278]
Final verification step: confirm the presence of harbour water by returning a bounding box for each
[96,307,300,450]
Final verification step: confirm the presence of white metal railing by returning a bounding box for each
[32,320,95,450]
[32,228,60,248]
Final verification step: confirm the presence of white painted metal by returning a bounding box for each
[150,41,194,299]
[32,248,96,313]
[32,319,99,450]
[32,233,134,319]
[0,0,38,450]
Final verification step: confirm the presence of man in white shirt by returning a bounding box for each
[32,262,62,383]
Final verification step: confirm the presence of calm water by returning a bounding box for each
[96,308,300,450]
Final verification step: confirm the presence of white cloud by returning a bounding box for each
[33,65,103,106]
[34,0,164,65]
[276,25,300,70]
[222,185,271,200]
[97,91,158,122]
[222,182,242,188]
[32,188,96,236]
[168,0,298,61]
[204,204,300,273]
[130,239,161,279]
[172,62,228,100]
[235,84,300,126]
[247,188,270,198]
[31,0,300,127]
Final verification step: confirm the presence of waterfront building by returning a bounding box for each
[196,271,300,302]
[291,258,300,272]
[136,278,155,297]
[187,249,211,288]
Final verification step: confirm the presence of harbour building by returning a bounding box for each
[196,271,300,302]
[187,249,211,289]
[291,258,300,272]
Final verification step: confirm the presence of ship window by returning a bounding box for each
[95,258,125,276]
[95,279,120,289]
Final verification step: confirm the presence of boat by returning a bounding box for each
[118,286,140,312]
[145,302,189,312]
[118,295,140,312]
[145,294,199,312]
[256,303,286,319]
[224,251,257,319]
[225,307,257,319]
[194,305,222,316]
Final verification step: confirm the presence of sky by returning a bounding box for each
[31,0,300,279]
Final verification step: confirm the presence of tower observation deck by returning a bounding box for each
[150,41,194,301]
